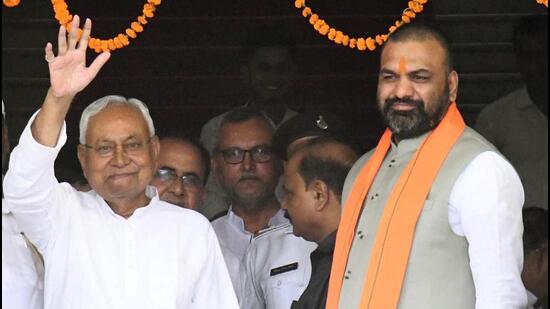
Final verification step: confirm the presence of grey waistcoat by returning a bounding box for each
[338,127,497,309]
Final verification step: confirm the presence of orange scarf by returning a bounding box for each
[326,102,465,309]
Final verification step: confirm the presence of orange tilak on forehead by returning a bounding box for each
[398,57,408,75]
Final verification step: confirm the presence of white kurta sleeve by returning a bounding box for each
[449,151,528,309]
[190,225,240,309]
[3,110,70,253]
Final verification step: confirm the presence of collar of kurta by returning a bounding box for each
[227,207,288,234]
[96,185,160,220]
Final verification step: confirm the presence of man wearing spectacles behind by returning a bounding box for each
[211,107,287,302]
[151,136,209,211]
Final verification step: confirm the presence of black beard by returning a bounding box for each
[379,88,451,141]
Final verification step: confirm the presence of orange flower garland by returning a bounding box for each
[294,0,429,52]
[536,0,548,7]
[51,0,162,53]
[2,0,20,7]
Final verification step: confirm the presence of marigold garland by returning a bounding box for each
[295,0,548,51]
[294,0,430,52]
[2,0,165,41]
[48,0,162,53]
[3,0,20,7]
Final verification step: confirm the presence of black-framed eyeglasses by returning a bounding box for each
[216,145,273,164]
[154,167,203,191]
[82,137,152,157]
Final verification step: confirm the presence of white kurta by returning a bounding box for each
[3,113,239,309]
[2,203,44,309]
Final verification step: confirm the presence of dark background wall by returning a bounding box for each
[2,0,547,172]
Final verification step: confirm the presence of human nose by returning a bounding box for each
[169,177,185,196]
[394,77,415,99]
[241,151,256,171]
[111,145,130,167]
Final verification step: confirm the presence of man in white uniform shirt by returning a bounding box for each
[241,223,317,309]
[2,100,44,309]
[3,16,238,309]
[211,107,287,297]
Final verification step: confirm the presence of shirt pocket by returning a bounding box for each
[264,264,308,309]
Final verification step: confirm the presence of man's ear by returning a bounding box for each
[311,179,330,211]
[77,144,88,179]
[536,242,548,273]
[448,70,459,102]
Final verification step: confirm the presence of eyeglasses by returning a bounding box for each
[82,138,151,157]
[216,145,273,164]
[154,168,203,192]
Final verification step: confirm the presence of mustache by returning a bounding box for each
[238,173,261,182]
[384,97,424,110]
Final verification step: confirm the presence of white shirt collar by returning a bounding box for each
[226,207,288,234]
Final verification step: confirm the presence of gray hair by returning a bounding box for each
[79,95,155,144]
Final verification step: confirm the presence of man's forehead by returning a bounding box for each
[89,105,147,127]
[381,39,445,68]
[160,141,202,163]
[87,109,150,142]
[161,139,198,154]
[219,120,273,147]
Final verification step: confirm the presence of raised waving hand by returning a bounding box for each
[31,15,110,147]
[45,15,110,99]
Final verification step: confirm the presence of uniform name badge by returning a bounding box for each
[270,262,299,276]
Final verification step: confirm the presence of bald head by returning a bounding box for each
[291,137,358,199]
[382,22,454,74]
[282,137,357,242]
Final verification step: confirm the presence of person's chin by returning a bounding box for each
[104,188,138,200]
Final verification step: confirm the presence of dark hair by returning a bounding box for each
[220,106,272,128]
[159,134,211,185]
[240,23,297,62]
[513,14,548,55]
[297,138,357,199]
[383,22,454,73]
[523,207,548,254]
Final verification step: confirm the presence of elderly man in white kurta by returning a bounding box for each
[3,16,238,309]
